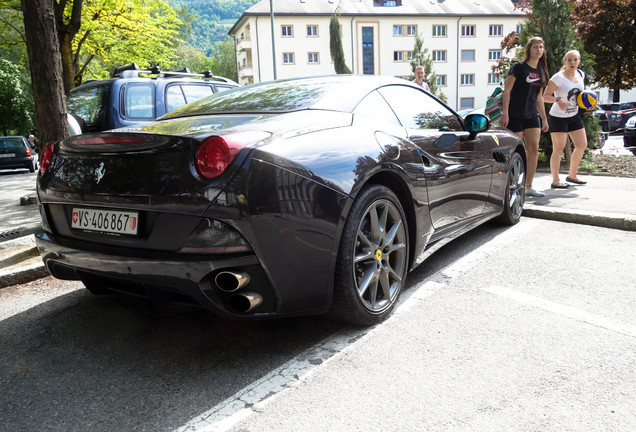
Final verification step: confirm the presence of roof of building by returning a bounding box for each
[230,0,523,34]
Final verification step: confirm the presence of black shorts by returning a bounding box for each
[548,115,584,133]
[507,116,542,133]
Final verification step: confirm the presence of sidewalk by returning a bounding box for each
[1,169,635,289]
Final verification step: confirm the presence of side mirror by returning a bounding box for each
[464,113,490,140]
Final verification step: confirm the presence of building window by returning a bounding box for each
[461,25,475,37]
[407,51,414,61]
[393,51,404,62]
[516,24,523,34]
[308,52,319,64]
[281,25,293,37]
[393,25,403,36]
[461,50,475,61]
[461,74,475,85]
[437,75,447,86]
[433,25,446,37]
[488,73,500,85]
[307,25,318,37]
[432,50,447,62]
[283,53,295,64]
[407,25,417,36]
[377,0,402,6]
[489,25,503,36]
[489,49,501,61]
[460,97,475,109]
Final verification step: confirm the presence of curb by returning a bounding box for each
[523,205,636,231]
[0,262,49,288]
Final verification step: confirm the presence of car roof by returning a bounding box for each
[161,74,416,118]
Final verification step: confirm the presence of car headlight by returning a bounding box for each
[626,116,636,128]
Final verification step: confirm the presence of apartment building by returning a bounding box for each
[229,0,523,111]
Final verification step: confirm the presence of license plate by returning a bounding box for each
[0,153,16,158]
[71,208,139,235]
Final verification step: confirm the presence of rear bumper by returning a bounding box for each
[35,230,285,319]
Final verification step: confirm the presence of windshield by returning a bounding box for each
[161,77,371,119]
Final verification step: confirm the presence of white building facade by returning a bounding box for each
[229,0,524,111]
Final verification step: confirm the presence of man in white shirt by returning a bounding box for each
[413,65,430,92]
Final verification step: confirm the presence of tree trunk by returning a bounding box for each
[21,0,69,150]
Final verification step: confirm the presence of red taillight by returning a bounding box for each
[196,132,270,179]
[197,136,232,178]
[26,148,32,157]
[40,144,54,173]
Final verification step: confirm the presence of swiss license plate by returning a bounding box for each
[0,153,16,158]
[71,208,139,235]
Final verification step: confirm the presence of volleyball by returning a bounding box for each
[577,90,597,109]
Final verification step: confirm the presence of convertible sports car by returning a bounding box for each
[36,75,526,325]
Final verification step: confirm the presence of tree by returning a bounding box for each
[55,0,184,90]
[410,34,447,103]
[20,0,68,149]
[571,0,636,102]
[329,11,351,74]
[0,59,33,135]
[209,38,239,82]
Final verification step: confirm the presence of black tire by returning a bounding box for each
[331,185,409,326]
[495,152,525,225]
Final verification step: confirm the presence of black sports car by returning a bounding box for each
[36,75,526,325]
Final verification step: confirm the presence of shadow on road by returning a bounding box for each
[0,222,510,431]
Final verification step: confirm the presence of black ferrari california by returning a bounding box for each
[36,75,526,325]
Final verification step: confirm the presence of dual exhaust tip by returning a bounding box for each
[214,271,262,313]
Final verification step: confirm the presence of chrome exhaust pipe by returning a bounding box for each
[215,271,250,292]
[228,292,263,313]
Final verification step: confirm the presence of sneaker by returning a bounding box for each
[526,188,545,197]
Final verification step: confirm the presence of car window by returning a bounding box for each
[378,85,462,131]
[181,84,214,103]
[123,83,155,119]
[215,84,234,94]
[353,90,401,127]
[166,85,187,112]
[0,137,26,154]
[67,83,110,129]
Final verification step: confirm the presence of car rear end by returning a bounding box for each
[0,136,35,171]
[35,128,275,316]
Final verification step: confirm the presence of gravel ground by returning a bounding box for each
[586,154,636,177]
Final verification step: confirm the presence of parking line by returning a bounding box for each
[482,285,636,338]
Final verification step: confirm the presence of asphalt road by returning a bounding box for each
[1,218,635,432]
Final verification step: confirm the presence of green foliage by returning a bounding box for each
[410,34,447,103]
[329,12,351,74]
[209,38,239,82]
[169,0,258,54]
[72,0,185,83]
[0,59,33,135]
[571,0,636,102]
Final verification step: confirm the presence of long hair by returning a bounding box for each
[523,36,548,86]
[560,50,581,72]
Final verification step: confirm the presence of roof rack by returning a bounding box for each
[111,64,238,84]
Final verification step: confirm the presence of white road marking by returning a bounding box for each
[482,285,636,338]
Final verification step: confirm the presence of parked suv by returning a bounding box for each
[67,64,238,133]
[598,102,636,132]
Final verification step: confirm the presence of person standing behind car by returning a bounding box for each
[543,50,588,188]
[412,65,430,92]
[500,36,550,198]
[27,134,37,152]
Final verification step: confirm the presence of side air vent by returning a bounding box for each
[493,151,507,164]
